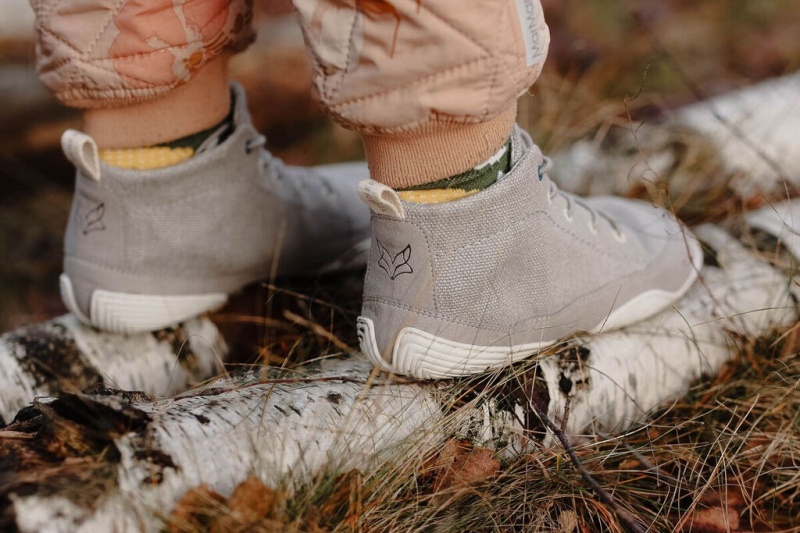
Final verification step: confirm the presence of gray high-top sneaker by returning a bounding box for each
[356,127,703,379]
[60,83,370,333]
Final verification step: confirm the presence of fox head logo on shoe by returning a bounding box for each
[376,240,413,280]
[77,195,106,235]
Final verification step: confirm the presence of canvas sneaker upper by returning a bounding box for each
[60,83,370,333]
[356,126,703,378]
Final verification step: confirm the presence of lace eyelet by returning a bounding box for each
[614,230,627,243]
[563,208,574,223]
[588,221,598,235]
[244,139,255,155]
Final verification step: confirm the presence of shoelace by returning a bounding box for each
[542,157,627,242]
[245,135,338,199]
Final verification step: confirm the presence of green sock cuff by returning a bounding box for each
[158,94,235,151]
[400,138,512,192]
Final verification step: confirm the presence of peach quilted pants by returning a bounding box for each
[31,0,549,185]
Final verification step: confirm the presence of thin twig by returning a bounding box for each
[530,400,646,533]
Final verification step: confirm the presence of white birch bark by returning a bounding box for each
[3,74,800,531]
[0,317,227,423]
[552,72,800,199]
[675,72,800,197]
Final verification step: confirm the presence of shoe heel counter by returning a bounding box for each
[363,216,435,309]
[65,172,125,271]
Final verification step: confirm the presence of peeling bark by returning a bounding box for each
[0,317,227,424]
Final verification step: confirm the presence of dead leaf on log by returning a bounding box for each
[167,485,225,533]
[168,477,278,533]
[211,476,278,533]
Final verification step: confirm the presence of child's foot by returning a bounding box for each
[60,83,370,333]
[357,127,703,378]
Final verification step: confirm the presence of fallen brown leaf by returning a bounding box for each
[618,458,643,470]
[678,507,741,532]
[558,509,580,533]
[167,485,225,533]
[432,439,500,494]
[699,487,746,509]
[210,476,277,533]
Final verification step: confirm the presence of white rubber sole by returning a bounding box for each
[357,317,555,379]
[358,237,705,379]
[60,274,227,334]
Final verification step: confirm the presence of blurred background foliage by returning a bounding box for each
[1,0,800,331]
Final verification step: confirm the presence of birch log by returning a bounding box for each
[0,317,227,424]
[2,74,800,531]
[552,71,800,200]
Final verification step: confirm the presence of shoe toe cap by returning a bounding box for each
[586,195,703,285]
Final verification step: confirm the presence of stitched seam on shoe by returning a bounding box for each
[363,295,510,331]
[510,270,670,329]
[418,221,438,315]
[545,211,647,264]
[426,209,644,275]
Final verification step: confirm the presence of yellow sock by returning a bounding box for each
[99,147,195,170]
[396,188,479,204]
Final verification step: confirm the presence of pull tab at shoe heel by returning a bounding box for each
[357,180,406,219]
[62,130,102,182]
